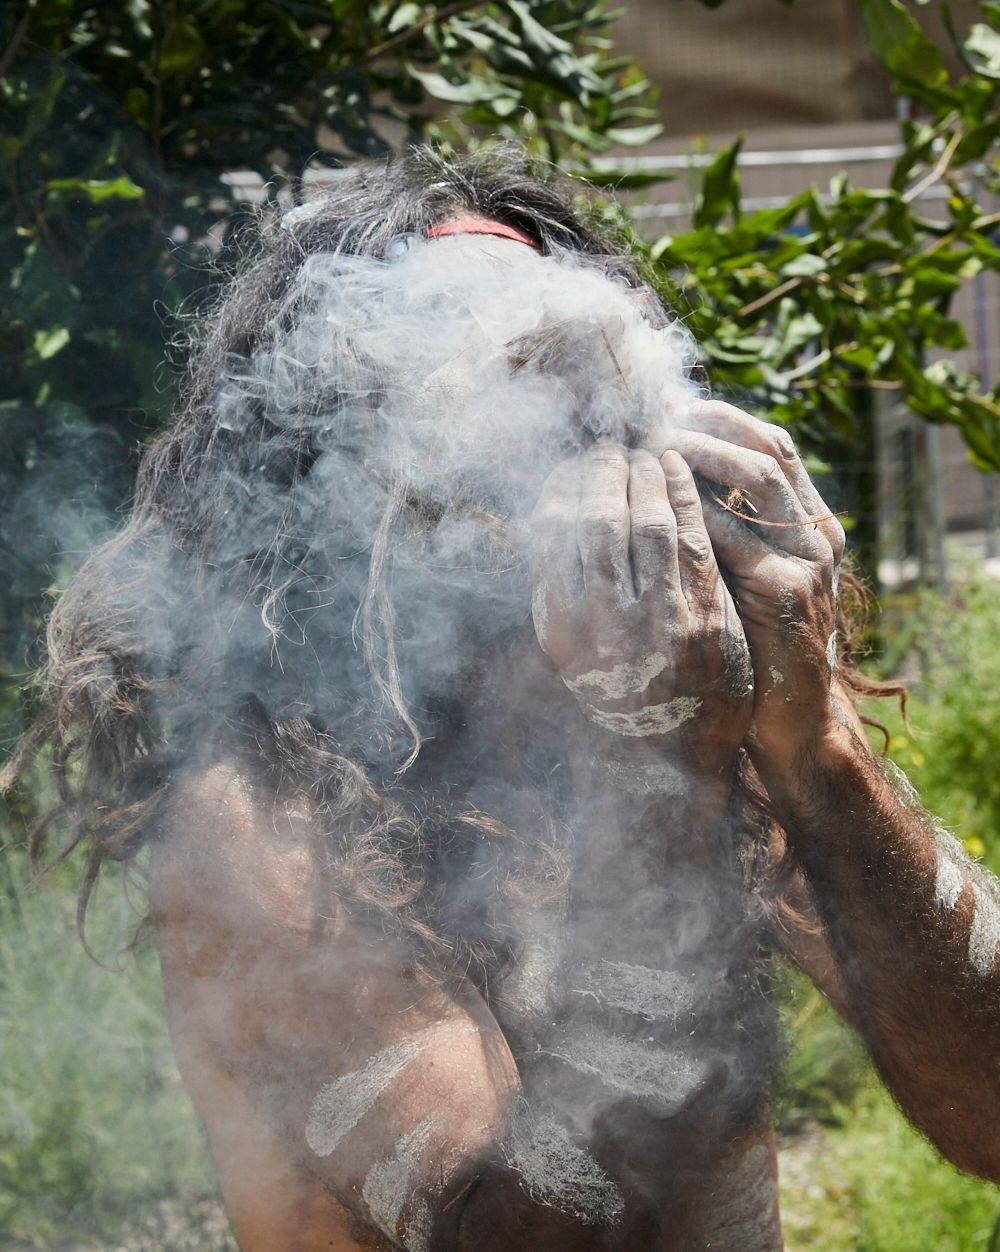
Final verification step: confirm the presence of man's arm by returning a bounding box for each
[662,400,1000,1181]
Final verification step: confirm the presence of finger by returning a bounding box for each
[673,399,845,563]
[578,441,633,601]
[660,450,721,612]
[698,490,792,604]
[531,460,585,648]
[660,429,828,562]
[626,449,680,601]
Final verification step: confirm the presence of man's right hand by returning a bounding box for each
[529,441,754,778]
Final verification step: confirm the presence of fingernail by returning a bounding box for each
[661,449,687,477]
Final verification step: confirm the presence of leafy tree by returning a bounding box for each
[0,0,657,723]
[638,0,1000,566]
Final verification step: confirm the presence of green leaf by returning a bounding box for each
[32,328,71,361]
[604,122,662,146]
[781,253,828,277]
[861,0,949,91]
[407,66,514,105]
[388,3,421,34]
[692,137,743,229]
[159,18,206,77]
[45,176,145,204]
[963,22,1000,80]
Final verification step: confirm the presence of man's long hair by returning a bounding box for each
[2,145,898,987]
[3,147,660,980]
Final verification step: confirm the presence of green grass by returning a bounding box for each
[779,978,1000,1251]
[0,858,224,1248]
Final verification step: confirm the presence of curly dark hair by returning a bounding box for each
[2,144,900,987]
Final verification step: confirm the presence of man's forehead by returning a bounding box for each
[423,230,544,268]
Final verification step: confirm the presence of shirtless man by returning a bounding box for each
[17,149,1000,1249]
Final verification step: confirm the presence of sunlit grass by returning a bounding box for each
[778,972,1000,1252]
[0,859,224,1248]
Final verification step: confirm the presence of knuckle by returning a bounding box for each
[631,507,676,539]
[757,455,784,489]
[676,529,713,564]
[589,444,628,472]
[578,510,628,551]
[766,425,798,462]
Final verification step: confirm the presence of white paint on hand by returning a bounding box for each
[767,667,784,687]
[564,652,668,701]
[556,1024,707,1108]
[305,1027,466,1157]
[362,1116,438,1249]
[578,960,695,1023]
[969,880,1000,976]
[531,582,550,649]
[504,1110,624,1226]
[586,695,703,738]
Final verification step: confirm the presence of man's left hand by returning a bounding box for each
[657,401,846,771]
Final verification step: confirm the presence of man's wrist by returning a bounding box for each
[749,712,864,815]
[600,735,739,808]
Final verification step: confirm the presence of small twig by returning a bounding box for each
[0,8,30,79]
[712,490,844,529]
[778,347,832,385]
[363,0,485,63]
[441,1174,480,1212]
[736,275,809,321]
[599,326,633,397]
[902,129,962,205]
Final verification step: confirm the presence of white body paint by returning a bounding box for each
[504,1110,624,1226]
[603,755,690,797]
[933,831,966,913]
[578,960,695,1023]
[826,630,838,672]
[767,667,784,688]
[969,880,1000,976]
[585,695,702,738]
[556,1024,707,1108]
[885,759,920,808]
[502,933,562,1019]
[362,1116,438,1251]
[305,1026,474,1156]
[564,652,668,701]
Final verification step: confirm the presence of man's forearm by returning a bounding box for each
[758,719,1000,1179]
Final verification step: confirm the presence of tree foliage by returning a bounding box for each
[1,0,999,712]
[0,0,657,699]
[643,0,1000,480]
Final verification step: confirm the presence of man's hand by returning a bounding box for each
[529,441,753,778]
[657,401,846,773]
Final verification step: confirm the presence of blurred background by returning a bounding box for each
[2,2,1000,1248]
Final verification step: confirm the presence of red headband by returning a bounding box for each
[426,215,539,250]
